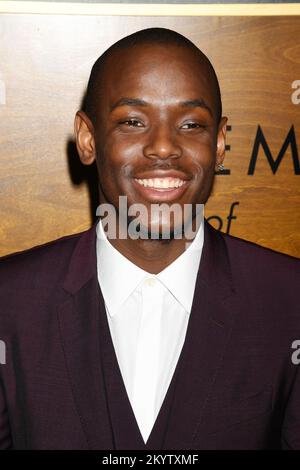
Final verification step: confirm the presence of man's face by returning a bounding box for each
[76,43,227,238]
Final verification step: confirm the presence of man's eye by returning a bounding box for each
[120,119,143,127]
[181,122,204,129]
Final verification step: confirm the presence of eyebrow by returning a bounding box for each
[110,97,213,117]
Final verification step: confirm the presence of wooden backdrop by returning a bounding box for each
[0,10,299,258]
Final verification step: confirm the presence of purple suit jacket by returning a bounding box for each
[0,218,299,450]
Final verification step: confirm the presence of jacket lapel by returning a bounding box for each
[161,219,240,449]
[56,220,114,450]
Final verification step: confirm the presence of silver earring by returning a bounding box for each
[218,163,225,171]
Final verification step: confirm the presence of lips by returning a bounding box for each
[134,177,185,189]
[133,170,191,182]
[132,175,190,202]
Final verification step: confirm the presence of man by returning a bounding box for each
[0,27,299,450]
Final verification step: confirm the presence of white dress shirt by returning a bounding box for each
[96,218,204,444]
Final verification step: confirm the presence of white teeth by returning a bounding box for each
[134,177,185,189]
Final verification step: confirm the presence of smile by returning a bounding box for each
[132,177,190,201]
[134,177,186,189]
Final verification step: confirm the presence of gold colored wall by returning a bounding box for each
[0,8,299,257]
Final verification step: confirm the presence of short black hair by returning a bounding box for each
[83,27,222,125]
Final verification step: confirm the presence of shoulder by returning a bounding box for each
[0,229,86,288]
[214,226,300,308]
[218,227,300,273]
[231,231,299,267]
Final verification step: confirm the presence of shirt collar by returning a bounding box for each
[96,217,204,317]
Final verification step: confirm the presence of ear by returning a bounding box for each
[74,110,96,165]
[215,116,228,171]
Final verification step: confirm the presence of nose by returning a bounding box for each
[143,123,182,161]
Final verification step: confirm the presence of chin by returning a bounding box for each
[136,221,184,241]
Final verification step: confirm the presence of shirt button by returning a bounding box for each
[144,278,156,287]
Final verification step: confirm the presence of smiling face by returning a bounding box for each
[75,42,227,238]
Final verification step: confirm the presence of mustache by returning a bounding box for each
[129,162,185,174]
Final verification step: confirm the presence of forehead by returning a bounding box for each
[99,43,216,111]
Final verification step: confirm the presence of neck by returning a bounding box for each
[101,216,201,275]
